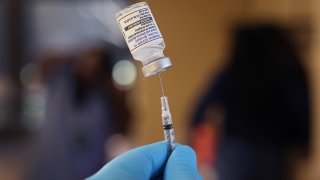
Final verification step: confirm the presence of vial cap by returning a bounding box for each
[142,57,172,77]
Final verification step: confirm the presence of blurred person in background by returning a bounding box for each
[27,44,131,180]
[191,24,310,180]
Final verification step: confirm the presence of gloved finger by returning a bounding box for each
[150,173,163,180]
[164,145,202,180]
[150,144,184,180]
[87,141,168,180]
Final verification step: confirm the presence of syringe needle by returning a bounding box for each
[159,73,165,97]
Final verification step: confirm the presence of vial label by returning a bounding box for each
[117,5,163,52]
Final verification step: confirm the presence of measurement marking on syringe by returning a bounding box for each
[163,124,173,130]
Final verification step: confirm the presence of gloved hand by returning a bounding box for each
[87,141,202,180]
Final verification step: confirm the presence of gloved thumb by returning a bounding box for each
[164,145,202,180]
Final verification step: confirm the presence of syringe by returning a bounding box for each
[159,74,176,154]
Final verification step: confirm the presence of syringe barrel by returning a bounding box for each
[161,96,176,154]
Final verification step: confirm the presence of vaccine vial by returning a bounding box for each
[115,2,172,77]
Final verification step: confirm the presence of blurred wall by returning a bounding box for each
[310,0,320,179]
[130,1,317,179]
[116,1,320,179]
[130,0,311,143]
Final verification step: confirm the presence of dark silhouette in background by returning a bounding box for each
[192,24,310,180]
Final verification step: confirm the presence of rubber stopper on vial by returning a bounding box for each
[142,57,172,77]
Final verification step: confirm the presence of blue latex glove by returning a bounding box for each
[87,141,202,180]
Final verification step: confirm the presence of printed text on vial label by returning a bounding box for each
[118,7,162,51]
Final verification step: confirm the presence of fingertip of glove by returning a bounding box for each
[174,145,196,157]
[165,145,202,180]
[148,141,168,154]
[169,145,199,173]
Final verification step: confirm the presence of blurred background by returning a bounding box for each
[1,0,320,179]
